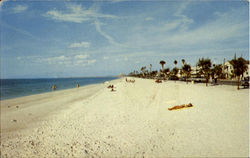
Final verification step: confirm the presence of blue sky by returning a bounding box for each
[0,0,249,78]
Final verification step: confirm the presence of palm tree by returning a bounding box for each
[211,64,223,79]
[150,64,152,73]
[182,59,185,65]
[174,60,178,67]
[160,60,166,71]
[180,59,186,77]
[174,60,178,81]
[182,63,191,84]
[141,66,146,78]
[163,68,170,78]
[230,57,248,90]
[197,58,212,86]
[151,70,158,78]
[171,67,179,78]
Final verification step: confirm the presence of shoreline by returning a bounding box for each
[0,77,120,101]
[1,78,121,134]
[0,76,243,102]
[1,77,249,157]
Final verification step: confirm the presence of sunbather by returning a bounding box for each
[168,103,193,111]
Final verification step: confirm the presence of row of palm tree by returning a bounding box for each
[129,59,193,80]
[128,56,248,90]
[230,57,248,89]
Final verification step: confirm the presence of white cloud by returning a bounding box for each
[124,6,247,54]
[45,4,123,46]
[75,60,85,65]
[12,5,28,13]
[103,56,109,60]
[174,1,190,18]
[33,54,96,66]
[74,54,89,59]
[164,15,247,46]
[57,56,66,60]
[163,20,181,31]
[45,4,117,23]
[165,1,193,31]
[93,20,114,44]
[93,19,124,47]
[40,55,70,64]
[145,17,154,21]
[69,41,90,48]
[87,59,96,64]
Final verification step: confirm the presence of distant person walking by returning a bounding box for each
[52,85,56,91]
[214,75,218,84]
[77,83,79,88]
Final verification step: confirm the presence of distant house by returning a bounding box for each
[223,61,234,78]
[177,66,200,78]
[178,59,250,79]
[190,66,201,77]
[243,64,250,78]
[177,69,182,78]
[223,61,250,79]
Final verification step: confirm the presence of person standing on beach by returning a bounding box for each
[214,75,218,84]
[77,83,79,88]
[52,85,56,90]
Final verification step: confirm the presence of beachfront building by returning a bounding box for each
[190,66,200,77]
[222,61,250,79]
[223,61,234,79]
[178,66,201,78]
[177,69,182,78]
[243,64,250,78]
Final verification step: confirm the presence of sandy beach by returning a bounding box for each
[1,77,249,157]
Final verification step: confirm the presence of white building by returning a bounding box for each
[190,66,200,77]
[223,61,234,78]
[243,64,250,78]
[223,61,250,79]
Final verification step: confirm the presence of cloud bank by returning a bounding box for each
[12,5,28,13]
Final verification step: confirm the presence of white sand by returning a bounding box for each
[1,78,249,157]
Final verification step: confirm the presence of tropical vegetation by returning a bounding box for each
[197,58,212,86]
[182,64,191,84]
[230,57,248,90]
[128,56,249,90]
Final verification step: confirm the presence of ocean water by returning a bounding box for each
[0,77,117,100]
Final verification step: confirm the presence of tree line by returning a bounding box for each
[128,56,249,90]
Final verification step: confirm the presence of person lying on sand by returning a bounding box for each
[155,79,162,83]
[168,103,193,111]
